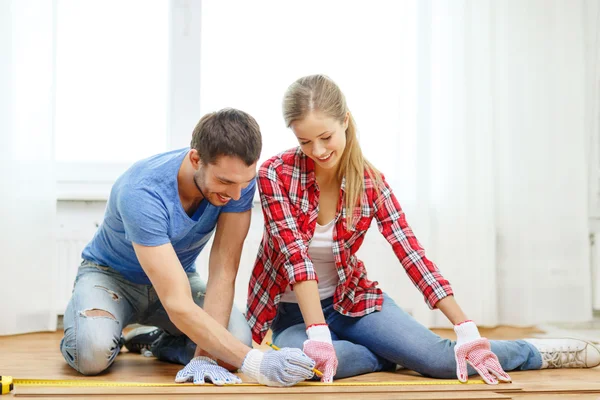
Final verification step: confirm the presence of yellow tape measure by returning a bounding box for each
[0,377,13,395]
[0,375,485,394]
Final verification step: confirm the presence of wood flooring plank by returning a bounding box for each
[11,392,600,400]
[1,330,598,400]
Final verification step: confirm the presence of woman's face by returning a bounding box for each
[290,111,348,171]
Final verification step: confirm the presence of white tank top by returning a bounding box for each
[280,218,339,303]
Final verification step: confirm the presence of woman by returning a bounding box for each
[246,74,600,383]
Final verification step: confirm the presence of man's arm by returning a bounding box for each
[132,242,251,368]
[204,210,250,328]
[196,210,251,361]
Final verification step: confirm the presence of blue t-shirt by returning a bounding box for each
[82,148,256,284]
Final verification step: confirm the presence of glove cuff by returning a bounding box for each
[454,320,481,346]
[306,323,332,344]
[240,349,263,381]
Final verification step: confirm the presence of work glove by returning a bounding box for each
[175,356,243,385]
[454,320,512,385]
[303,323,337,382]
[241,347,315,386]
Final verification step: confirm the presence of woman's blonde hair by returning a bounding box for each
[283,74,382,229]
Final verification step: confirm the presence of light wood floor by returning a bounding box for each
[1,327,599,399]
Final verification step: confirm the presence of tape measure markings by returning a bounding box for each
[0,375,487,393]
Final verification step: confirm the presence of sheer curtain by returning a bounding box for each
[0,0,57,335]
[492,0,590,325]
[408,0,592,327]
[585,0,600,310]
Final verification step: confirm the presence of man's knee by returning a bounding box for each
[61,309,122,375]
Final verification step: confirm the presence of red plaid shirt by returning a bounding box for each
[246,148,453,343]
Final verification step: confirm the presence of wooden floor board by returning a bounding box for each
[1,328,598,399]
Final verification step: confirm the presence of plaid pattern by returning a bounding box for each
[246,147,453,343]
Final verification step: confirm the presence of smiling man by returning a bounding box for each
[60,108,316,387]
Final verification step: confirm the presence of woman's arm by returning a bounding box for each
[257,159,337,382]
[293,280,327,326]
[292,280,337,382]
[435,295,469,325]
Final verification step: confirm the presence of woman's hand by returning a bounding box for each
[303,323,338,382]
[454,321,512,385]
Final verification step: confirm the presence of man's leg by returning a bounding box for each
[60,261,135,375]
[135,272,251,365]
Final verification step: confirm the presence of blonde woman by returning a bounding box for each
[246,74,600,383]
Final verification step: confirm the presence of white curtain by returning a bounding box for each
[491,0,590,325]
[0,0,57,335]
[364,0,592,328]
[584,0,600,311]
[395,0,592,327]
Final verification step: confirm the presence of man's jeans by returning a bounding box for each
[60,260,251,375]
[272,293,543,379]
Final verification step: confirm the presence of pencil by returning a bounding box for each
[266,342,324,378]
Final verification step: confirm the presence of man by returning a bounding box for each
[60,109,315,386]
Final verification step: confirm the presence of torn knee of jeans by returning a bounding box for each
[94,285,120,302]
[80,308,116,320]
[195,291,205,299]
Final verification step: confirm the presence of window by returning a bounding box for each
[55,0,419,200]
[55,0,169,198]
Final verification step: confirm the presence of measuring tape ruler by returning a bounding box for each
[0,376,486,394]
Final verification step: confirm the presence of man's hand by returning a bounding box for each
[241,348,315,387]
[195,348,237,372]
[175,356,243,385]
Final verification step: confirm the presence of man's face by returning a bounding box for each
[193,155,257,206]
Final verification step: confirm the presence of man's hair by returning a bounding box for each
[190,108,262,166]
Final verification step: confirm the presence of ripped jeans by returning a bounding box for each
[60,260,252,375]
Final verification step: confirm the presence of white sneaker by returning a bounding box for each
[524,338,600,369]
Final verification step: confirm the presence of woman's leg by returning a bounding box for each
[328,293,542,379]
[272,300,395,379]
